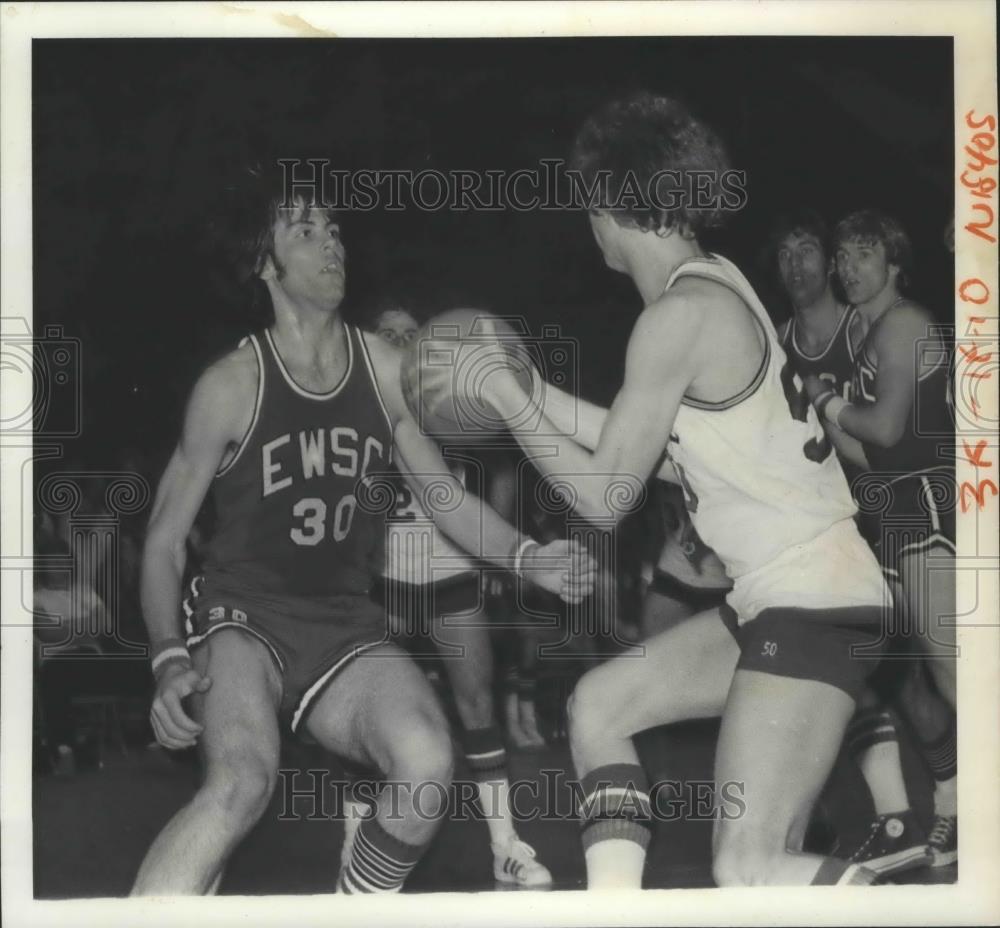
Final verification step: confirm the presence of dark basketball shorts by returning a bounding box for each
[649,567,731,612]
[854,469,956,584]
[183,575,389,736]
[369,571,482,656]
[719,604,888,700]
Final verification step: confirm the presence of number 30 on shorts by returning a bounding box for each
[290,495,356,545]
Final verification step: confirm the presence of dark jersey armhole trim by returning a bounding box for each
[216,334,265,478]
[355,327,396,464]
[671,272,771,412]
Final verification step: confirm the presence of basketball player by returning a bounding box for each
[771,208,936,875]
[805,209,957,866]
[455,92,893,887]
[773,209,862,403]
[131,169,592,895]
[367,303,553,887]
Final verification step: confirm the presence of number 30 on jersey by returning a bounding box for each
[290,495,357,545]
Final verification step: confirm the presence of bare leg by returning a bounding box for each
[131,630,282,895]
[712,671,856,886]
[306,642,453,847]
[568,607,738,888]
[431,602,553,885]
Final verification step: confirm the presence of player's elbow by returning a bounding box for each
[868,418,905,449]
[574,476,643,525]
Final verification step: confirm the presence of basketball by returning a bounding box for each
[400,309,537,440]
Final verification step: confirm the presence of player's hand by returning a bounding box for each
[521,538,597,603]
[801,374,827,402]
[150,663,212,750]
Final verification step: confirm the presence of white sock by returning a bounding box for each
[584,838,645,889]
[477,778,518,846]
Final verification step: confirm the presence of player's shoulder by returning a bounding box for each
[641,281,707,332]
[188,337,259,426]
[877,298,935,340]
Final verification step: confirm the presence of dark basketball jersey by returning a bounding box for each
[851,302,954,475]
[780,304,858,400]
[202,325,393,600]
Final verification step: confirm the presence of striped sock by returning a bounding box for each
[919,718,957,783]
[811,857,879,885]
[579,763,653,853]
[461,725,507,783]
[847,708,910,816]
[337,815,425,894]
[579,764,652,889]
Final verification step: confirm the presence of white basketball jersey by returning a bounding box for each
[384,462,475,584]
[663,255,886,620]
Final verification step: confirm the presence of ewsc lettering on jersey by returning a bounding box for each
[262,426,385,497]
[260,426,387,548]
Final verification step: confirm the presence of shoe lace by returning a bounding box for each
[928,815,956,845]
[853,817,885,855]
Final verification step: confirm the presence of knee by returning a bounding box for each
[386,716,454,789]
[201,752,277,823]
[567,672,617,745]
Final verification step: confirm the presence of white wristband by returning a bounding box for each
[824,395,848,428]
[151,645,191,678]
[513,538,539,577]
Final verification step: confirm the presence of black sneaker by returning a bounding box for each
[927,814,957,867]
[849,811,932,876]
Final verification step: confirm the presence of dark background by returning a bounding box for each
[33,37,954,474]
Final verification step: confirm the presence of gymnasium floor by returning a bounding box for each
[33,710,956,897]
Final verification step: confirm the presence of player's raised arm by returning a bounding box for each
[364,332,595,603]
[488,293,701,523]
[141,354,252,747]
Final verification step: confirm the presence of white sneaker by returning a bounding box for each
[493,837,552,888]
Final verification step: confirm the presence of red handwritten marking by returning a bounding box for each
[956,115,997,515]
[964,139,997,172]
[966,111,998,132]
[960,479,999,513]
[959,278,989,304]
[962,112,997,244]
[962,439,993,468]
[961,170,997,197]
[966,204,997,244]
[958,343,993,364]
